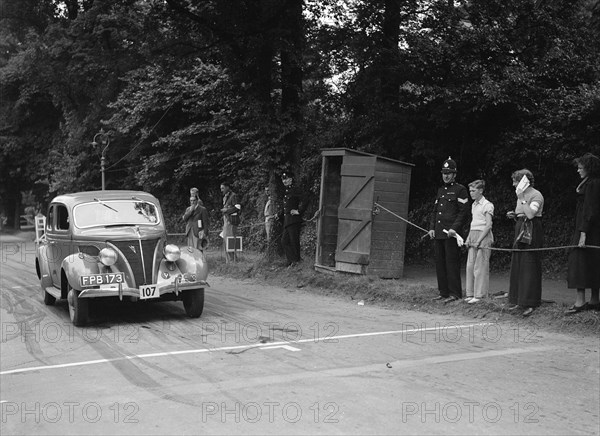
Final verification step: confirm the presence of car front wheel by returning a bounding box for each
[68,287,89,326]
[182,288,204,318]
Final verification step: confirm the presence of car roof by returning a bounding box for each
[51,190,159,207]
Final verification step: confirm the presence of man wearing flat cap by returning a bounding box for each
[281,171,305,266]
[428,157,470,303]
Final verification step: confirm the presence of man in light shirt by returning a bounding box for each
[464,180,494,303]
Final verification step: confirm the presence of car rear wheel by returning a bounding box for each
[68,287,89,326]
[183,288,204,318]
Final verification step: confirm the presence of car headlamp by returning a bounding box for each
[98,247,118,266]
[164,244,181,262]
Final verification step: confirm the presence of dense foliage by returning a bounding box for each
[1,0,599,268]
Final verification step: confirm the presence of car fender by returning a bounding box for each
[177,246,209,281]
[61,253,101,291]
[36,245,53,289]
[155,247,208,287]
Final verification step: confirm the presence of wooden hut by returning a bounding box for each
[315,148,414,278]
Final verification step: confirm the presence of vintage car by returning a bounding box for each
[35,190,209,326]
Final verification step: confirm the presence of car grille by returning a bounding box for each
[110,239,160,286]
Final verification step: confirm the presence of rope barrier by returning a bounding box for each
[465,244,600,252]
[374,202,600,252]
[374,202,430,234]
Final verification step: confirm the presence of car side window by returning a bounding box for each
[47,206,55,231]
[56,205,70,231]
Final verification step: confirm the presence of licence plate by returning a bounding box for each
[80,272,124,287]
[139,285,158,300]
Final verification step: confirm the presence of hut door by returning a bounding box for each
[335,159,375,266]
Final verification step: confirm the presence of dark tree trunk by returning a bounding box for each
[378,0,403,154]
[280,0,304,173]
[381,0,401,111]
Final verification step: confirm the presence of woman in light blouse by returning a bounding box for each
[464,180,494,303]
[506,169,544,316]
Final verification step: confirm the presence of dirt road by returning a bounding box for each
[403,264,573,306]
[1,232,599,435]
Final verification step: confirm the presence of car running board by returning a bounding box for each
[44,287,62,300]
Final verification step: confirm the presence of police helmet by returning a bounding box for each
[441,156,457,173]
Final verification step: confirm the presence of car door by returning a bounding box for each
[46,203,72,288]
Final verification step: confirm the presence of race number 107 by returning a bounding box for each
[139,285,158,299]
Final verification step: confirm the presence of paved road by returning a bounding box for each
[1,234,599,435]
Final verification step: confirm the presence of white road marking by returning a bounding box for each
[260,345,301,352]
[2,285,38,290]
[0,322,506,376]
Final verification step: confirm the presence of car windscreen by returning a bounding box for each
[73,200,160,228]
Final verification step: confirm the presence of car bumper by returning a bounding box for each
[78,280,209,299]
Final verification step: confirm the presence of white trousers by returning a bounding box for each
[465,230,493,298]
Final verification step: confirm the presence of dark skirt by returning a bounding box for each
[567,236,600,289]
[509,217,543,307]
[567,177,600,289]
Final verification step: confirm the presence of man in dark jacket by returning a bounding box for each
[428,157,470,303]
[220,182,241,263]
[281,172,305,266]
[183,196,210,249]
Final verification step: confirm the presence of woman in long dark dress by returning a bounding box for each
[565,153,600,314]
[506,169,544,317]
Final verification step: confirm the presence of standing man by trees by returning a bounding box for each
[428,157,470,303]
[220,181,241,263]
[182,195,209,250]
[281,171,305,266]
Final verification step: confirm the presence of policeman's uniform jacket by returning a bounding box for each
[429,182,470,238]
[282,185,305,227]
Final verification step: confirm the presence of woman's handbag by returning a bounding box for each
[515,218,533,245]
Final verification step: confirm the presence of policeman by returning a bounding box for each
[428,157,470,303]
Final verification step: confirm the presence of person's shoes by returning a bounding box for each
[493,292,509,299]
[586,302,600,311]
[432,296,445,301]
[464,297,474,302]
[506,304,519,311]
[522,307,535,317]
[443,296,459,304]
[565,303,588,315]
[467,298,480,304]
